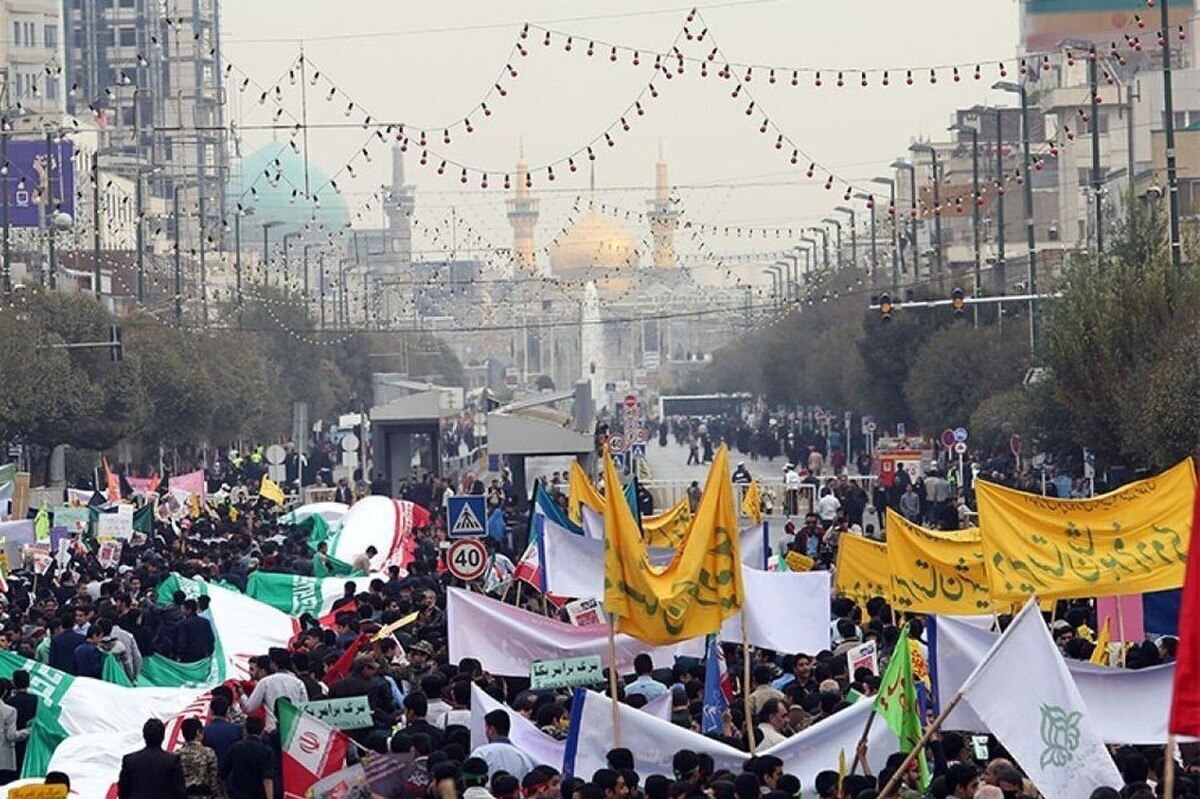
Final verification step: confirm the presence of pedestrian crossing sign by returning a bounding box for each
[448,495,488,538]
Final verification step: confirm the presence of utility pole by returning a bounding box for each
[234,208,243,328]
[1,126,9,296]
[92,151,101,297]
[1019,83,1038,351]
[135,168,145,301]
[173,186,182,326]
[1159,0,1183,271]
[995,108,1007,322]
[1089,46,1104,260]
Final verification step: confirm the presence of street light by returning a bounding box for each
[910,142,945,290]
[890,159,918,280]
[282,231,301,293]
[807,226,830,269]
[261,220,284,286]
[799,236,818,278]
[821,218,843,270]
[870,177,900,292]
[834,206,858,274]
[994,79,1038,351]
[950,119,983,325]
[851,194,878,291]
[761,267,781,308]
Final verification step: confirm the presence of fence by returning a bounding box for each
[639,474,878,518]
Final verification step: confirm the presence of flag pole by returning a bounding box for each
[878,693,963,799]
[1164,734,1177,799]
[847,708,877,777]
[742,612,756,754]
[607,616,622,745]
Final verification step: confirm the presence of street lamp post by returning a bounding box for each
[822,218,843,270]
[761,267,781,308]
[260,221,283,286]
[910,143,945,291]
[890,160,918,281]
[995,79,1038,351]
[781,251,800,301]
[950,119,983,326]
[870,177,899,292]
[808,227,830,270]
[851,195,877,291]
[799,236,818,280]
[282,231,301,292]
[834,206,858,273]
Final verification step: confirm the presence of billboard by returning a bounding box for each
[1022,0,1195,51]
[3,138,75,228]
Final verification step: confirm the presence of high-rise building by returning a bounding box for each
[0,0,64,119]
[62,0,226,240]
[647,145,679,268]
[506,145,538,272]
[383,142,414,274]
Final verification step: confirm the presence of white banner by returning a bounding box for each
[567,688,747,778]
[958,601,1121,799]
[761,699,899,795]
[718,569,831,654]
[469,683,566,768]
[447,589,703,677]
[933,613,1179,743]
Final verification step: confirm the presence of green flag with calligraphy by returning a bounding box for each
[874,627,931,791]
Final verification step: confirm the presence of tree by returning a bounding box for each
[903,324,1028,433]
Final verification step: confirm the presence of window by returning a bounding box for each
[118,27,136,47]
[11,22,20,47]
[45,77,58,100]
[24,23,34,47]
[43,24,57,48]
[119,0,136,7]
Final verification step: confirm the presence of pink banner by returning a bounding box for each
[1097,595,1144,643]
[171,469,206,497]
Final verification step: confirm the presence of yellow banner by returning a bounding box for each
[834,534,891,608]
[885,510,991,615]
[741,478,763,524]
[568,460,605,526]
[642,496,692,548]
[603,445,744,644]
[977,458,1196,602]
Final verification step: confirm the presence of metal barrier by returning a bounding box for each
[639,474,878,518]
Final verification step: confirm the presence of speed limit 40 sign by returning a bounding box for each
[446,538,489,582]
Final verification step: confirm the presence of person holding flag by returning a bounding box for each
[873,626,931,793]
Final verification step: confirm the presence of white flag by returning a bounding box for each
[958,600,1122,799]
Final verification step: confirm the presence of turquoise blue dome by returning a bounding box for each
[226,141,350,237]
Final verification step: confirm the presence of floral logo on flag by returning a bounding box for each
[1039,704,1082,768]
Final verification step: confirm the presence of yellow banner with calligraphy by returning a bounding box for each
[642,496,692,548]
[885,510,992,615]
[977,458,1197,603]
[568,461,606,527]
[834,533,891,607]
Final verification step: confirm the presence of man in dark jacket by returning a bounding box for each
[117,718,186,799]
[73,625,105,679]
[219,716,275,799]
[176,599,214,663]
[48,613,85,675]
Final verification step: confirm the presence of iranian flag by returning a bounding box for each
[278,697,350,797]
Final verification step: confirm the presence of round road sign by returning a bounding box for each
[608,434,629,453]
[866,421,877,433]
[447,538,489,582]
[265,444,287,465]
[341,433,360,452]
[953,427,969,443]
[954,442,968,455]
[940,429,956,448]
[624,394,639,408]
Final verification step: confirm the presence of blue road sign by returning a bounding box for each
[613,452,627,473]
[6,138,75,228]
[448,495,488,538]
[631,443,646,459]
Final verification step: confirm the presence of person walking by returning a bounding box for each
[118,718,186,799]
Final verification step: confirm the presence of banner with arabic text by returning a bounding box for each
[885,510,991,615]
[834,533,891,607]
[977,459,1196,603]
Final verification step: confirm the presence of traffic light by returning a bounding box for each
[878,293,893,323]
[952,287,966,317]
[108,325,123,362]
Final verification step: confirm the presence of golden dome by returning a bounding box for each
[549,212,640,272]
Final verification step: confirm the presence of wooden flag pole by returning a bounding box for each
[846,708,877,777]
[607,616,622,745]
[1164,734,1177,799]
[742,612,756,754]
[878,693,962,799]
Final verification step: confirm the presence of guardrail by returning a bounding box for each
[639,474,878,517]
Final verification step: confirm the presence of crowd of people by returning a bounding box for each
[0,423,1181,799]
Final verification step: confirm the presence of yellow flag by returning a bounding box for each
[741,478,763,524]
[188,494,201,519]
[568,460,605,526]
[977,458,1196,603]
[885,509,991,615]
[603,445,744,644]
[1090,616,1112,665]
[642,496,691,548]
[834,534,892,609]
[259,475,285,505]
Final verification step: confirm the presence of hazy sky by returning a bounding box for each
[221,0,1021,262]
